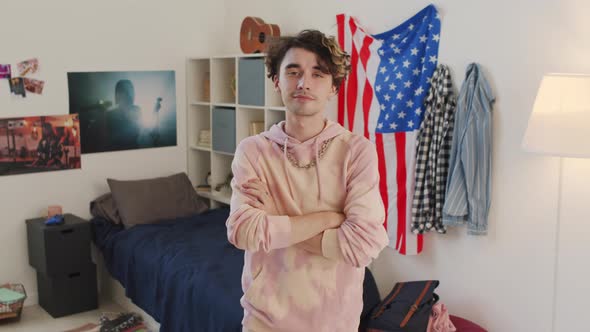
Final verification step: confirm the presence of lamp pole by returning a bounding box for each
[551,157,564,332]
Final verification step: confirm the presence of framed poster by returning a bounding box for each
[0,114,81,176]
[68,70,177,154]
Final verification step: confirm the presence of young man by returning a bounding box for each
[226,30,389,332]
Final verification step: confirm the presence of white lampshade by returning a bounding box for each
[523,73,590,158]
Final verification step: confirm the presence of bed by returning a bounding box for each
[90,173,487,331]
[92,207,245,332]
[89,172,395,331]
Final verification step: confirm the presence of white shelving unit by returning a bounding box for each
[186,54,286,208]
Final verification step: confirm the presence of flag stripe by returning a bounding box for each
[382,134,400,248]
[337,14,346,126]
[346,19,359,132]
[394,132,407,253]
[359,37,373,139]
[375,133,389,231]
[362,81,372,138]
[351,20,368,137]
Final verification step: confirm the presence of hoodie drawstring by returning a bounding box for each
[283,137,295,199]
[315,139,322,203]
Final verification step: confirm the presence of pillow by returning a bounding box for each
[90,193,123,224]
[107,172,208,228]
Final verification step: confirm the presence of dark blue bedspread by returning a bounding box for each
[92,208,244,332]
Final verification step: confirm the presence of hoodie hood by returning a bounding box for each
[261,119,346,202]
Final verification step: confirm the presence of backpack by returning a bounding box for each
[360,268,382,331]
[366,280,439,332]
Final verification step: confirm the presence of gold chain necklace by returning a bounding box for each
[278,137,335,169]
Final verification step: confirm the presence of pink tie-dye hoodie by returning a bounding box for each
[226,120,389,332]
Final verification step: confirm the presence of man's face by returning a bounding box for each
[274,47,336,117]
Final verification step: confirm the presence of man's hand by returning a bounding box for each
[241,179,278,215]
[295,233,324,255]
[328,212,346,229]
[295,212,345,255]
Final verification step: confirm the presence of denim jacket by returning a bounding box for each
[442,63,494,235]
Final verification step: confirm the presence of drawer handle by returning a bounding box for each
[68,272,81,278]
[61,228,74,234]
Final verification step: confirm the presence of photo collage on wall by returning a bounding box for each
[1,58,45,98]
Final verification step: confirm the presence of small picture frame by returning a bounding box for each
[9,77,26,97]
[16,58,39,76]
[23,78,45,94]
[0,64,11,79]
[197,129,211,147]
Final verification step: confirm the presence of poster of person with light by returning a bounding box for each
[0,114,81,176]
[68,70,177,154]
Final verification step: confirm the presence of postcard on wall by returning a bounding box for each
[16,58,39,76]
[0,114,81,176]
[9,77,26,97]
[67,70,177,154]
[0,65,10,79]
[24,78,45,94]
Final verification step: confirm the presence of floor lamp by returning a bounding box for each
[522,73,590,332]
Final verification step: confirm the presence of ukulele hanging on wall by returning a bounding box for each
[240,17,281,54]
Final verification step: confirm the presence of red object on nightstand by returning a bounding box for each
[47,205,63,217]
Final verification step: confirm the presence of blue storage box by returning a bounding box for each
[212,107,236,153]
[238,58,265,106]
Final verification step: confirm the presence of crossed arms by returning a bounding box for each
[225,140,388,268]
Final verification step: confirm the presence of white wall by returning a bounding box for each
[0,0,225,307]
[220,1,590,331]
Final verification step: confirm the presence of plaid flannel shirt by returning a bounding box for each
[411,64,456,234]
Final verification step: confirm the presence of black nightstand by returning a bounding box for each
[26,213,98,318]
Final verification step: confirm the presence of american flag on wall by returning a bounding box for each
[337,5,441,255]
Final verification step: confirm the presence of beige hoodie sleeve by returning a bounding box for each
[321,139,389,267]
[225,139,292,252]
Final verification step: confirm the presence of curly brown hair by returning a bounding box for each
[265,30,351,90]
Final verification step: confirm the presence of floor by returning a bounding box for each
[0,300,125,332]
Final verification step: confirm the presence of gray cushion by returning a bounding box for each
[107,172,208,228]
